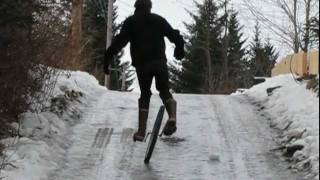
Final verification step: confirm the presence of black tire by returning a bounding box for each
[144,106,165,164]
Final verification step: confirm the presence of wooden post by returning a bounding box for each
[70,0,83,69]
[121,66,126,91]
[105,0,114,88]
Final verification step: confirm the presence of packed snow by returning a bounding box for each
[239,74,319,180]
[0,71,104,180]
[0,71,318,180]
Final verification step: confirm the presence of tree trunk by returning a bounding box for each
[105,0,114,88]
[302,0,312,52]
[222,0,229,81]
[293,0,299,53]
[204,48,212,93]
[70,0,83,69]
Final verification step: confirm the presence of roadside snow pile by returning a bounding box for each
[0,71,104,180]
[242,74,319,180]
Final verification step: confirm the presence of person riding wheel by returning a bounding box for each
[104,0,185,141]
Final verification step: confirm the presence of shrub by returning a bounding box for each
[0,0,70,139]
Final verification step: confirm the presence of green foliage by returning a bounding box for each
[171,0,223,93]
[170,0,249,94]
[0,0,41,118]
[249,22,278,77]
[310,16,319,44]
[0,0,66,141]
[122,61,136,91]
[82,0,111,84]
[82,2,135,90]
[109,58,121,90]
[226,10,249,88]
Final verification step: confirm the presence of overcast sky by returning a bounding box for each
[114,0,194,65]
[114,0,200,91]
[113,0,278,91]
[114,0,319,63]
[113,0,318,91]
[114,0,295,65]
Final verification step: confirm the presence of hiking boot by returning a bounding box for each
[163,98,177,136]
[133,108,148,142]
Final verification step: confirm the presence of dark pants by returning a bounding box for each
[136,61,173,109]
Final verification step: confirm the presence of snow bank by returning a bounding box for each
[0,71,105,180]
[243,74,319,180]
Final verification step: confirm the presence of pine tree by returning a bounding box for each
[310,16,319,45]
[83,0,107,74]
[249,22,278,77]
[171,0,223,93]
[108,35,137,91]
[121,61,136,91]
[82,1,127,88]
[226,10,248,88]
[264,38,279,76]
[249,22,265,77]
[0,0,52,120]
[168,60,183,92]
[170,1,250,93]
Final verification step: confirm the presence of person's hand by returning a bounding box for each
[174,46,185,60]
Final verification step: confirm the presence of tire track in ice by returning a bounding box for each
[208,96,238,180]
[49,92,116,180]
[208,95,302,180]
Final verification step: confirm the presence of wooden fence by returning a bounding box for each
[272,51,319,77]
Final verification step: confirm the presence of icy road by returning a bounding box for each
[49,89,301,180]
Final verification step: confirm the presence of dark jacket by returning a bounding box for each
[105,10,184,69]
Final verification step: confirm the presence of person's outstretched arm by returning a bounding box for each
[161,18,185,60]
[104,19,131,74]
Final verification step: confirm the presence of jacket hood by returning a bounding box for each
[134,0,152,14]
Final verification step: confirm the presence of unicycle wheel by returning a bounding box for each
[144,106,165,164]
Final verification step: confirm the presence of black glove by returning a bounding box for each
[174,46,185,60]
[173,30,185,60]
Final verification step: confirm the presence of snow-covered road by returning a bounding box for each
[48,89,301,180]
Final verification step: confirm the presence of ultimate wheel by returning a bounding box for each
[144,106,165,164]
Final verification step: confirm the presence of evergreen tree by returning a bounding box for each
[109,50,124,90]
[0,0,58,120]
[226,10,248,89]
[264,38,279,76]
[171,0,223,93]
[168,60,183,92]
[83,2,135,89]
[310,16,319,45]
[83,0,110,83]
[121,61,136,91]
[83,1,128,89]
[0,0,41,115]
[249,22,278,77]
[83,0,108,75]
[170,1,250,93]
[249,22,265,77]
